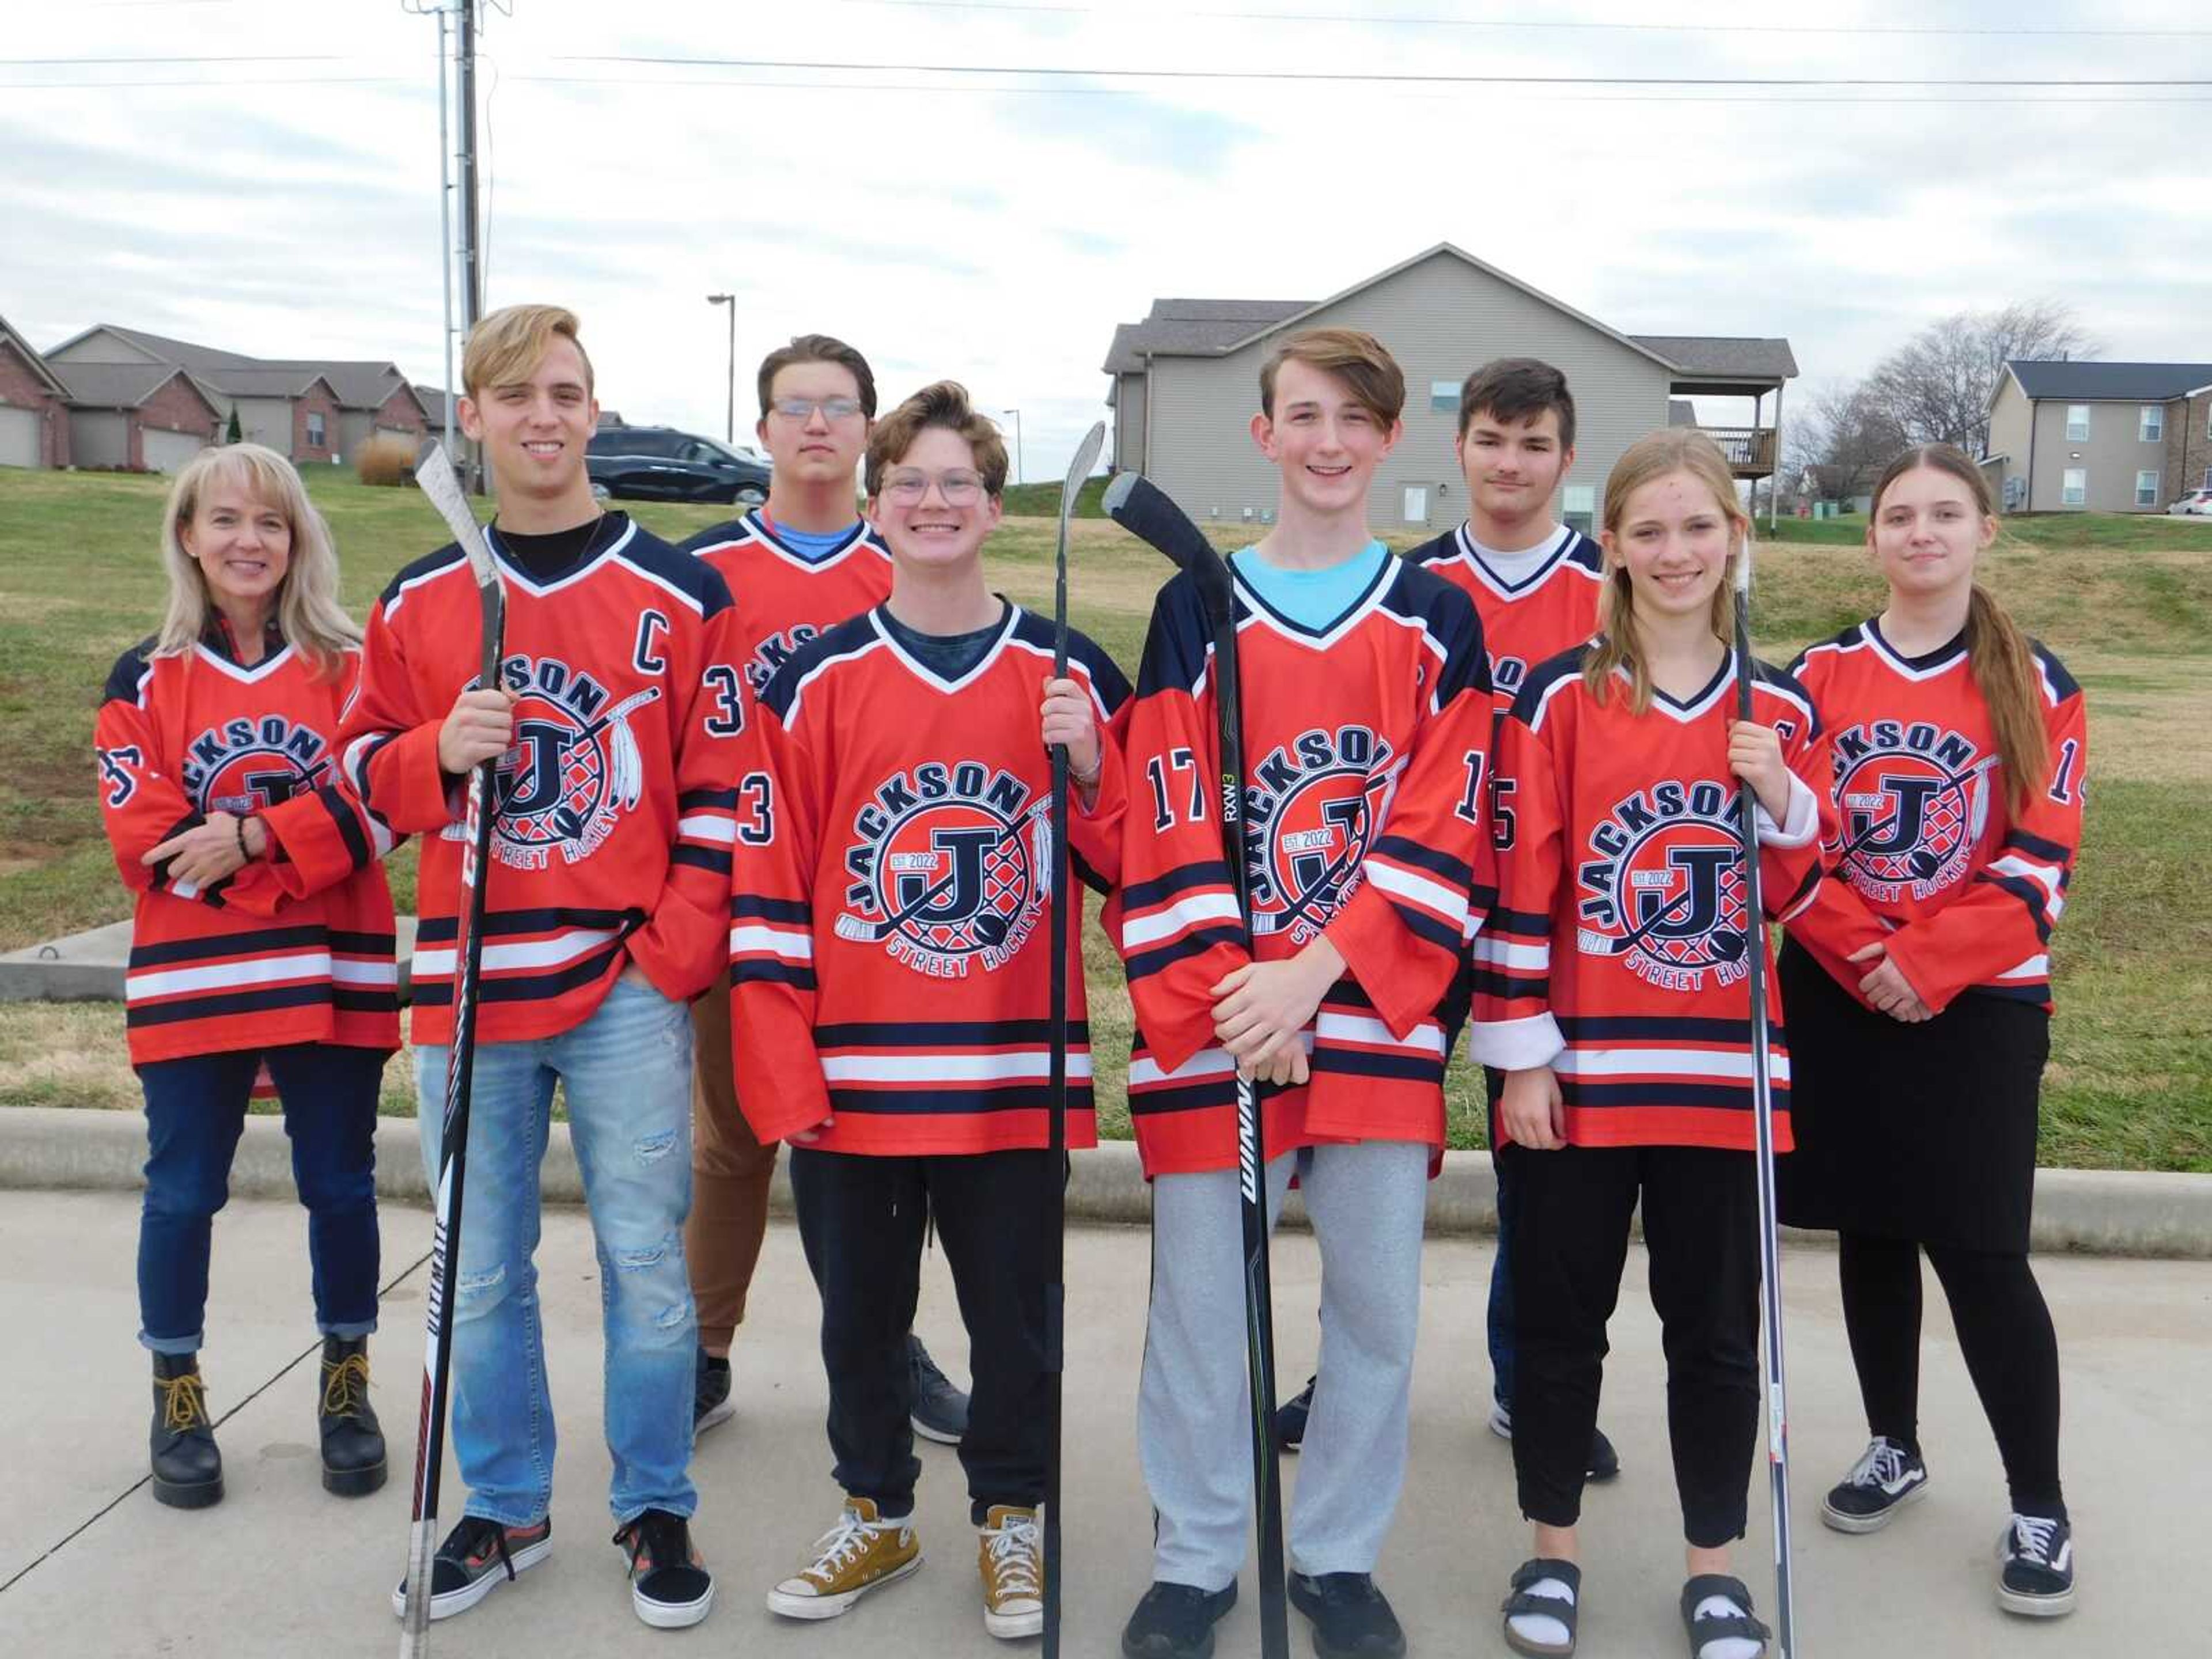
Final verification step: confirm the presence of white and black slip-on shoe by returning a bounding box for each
[1997,1513,2075,1618]
[1821,1437,1930,1533]
[390,1513,552,1621]
[615,1508,715,1628]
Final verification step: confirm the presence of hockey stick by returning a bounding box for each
[1730,533,1798,1659]
[397,443,506,1657]
[1574,879,1750,964]
[1043,419,1104,1659]
[1105,471,1291,1659]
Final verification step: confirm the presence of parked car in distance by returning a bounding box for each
[2166,487,2212,517]
[587,426,771,505]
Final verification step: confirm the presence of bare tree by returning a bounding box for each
[1862,301,2101,457]
[1801,380,1910,502]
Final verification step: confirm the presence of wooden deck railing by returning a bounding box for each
[1698,426,1779,476]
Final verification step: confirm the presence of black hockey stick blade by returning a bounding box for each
[1103,472,1233,619]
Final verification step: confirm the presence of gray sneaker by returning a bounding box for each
[908,1333,968,1445]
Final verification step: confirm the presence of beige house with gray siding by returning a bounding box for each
[1104,244,1795,532]
[1983,359,2212,514]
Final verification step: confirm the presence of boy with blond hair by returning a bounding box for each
[345,304,739,1630]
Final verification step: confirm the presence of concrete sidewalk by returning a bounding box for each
[1,1191,2202,1658]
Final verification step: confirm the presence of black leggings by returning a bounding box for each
[1838,1232,2064,1517]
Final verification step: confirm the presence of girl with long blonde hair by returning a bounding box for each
[1471,427,1832,1659]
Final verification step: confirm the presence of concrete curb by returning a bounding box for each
[3,1105,2207,1257]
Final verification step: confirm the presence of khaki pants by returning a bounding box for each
[685,971,778,1355]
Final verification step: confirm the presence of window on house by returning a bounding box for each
[306,411,326,447]
[2137,469,2160,507]
[2062,468,2087,506]
[1562,484,1596,535]
[2066,405,2089,442]
[2141,405,2164,442]
[1430,380,1459,412]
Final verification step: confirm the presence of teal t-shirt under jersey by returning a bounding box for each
[1230,539,1389,630]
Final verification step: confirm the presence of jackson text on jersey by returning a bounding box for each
[836,758,1046,978]
[1244,724,1397,942]
[458,653,661,872]
[1827,718,1989,903]
[178,713,334,816]
[1575,778,1754,991]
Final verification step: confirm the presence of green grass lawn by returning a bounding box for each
[2,469,2205,1169]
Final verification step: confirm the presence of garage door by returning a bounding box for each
[143,429,208,472]
[0,406,39,468]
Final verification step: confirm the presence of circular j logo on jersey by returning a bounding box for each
[1250,770,1385,942]
[837,764,1044,979]
[1834,742,1984,903]
[483,660,660,872]
[180,715,331,816]
[1574,781,1750,990]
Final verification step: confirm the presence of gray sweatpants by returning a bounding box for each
[1139,1139,1430,1589]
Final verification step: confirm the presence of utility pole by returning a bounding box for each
[1005,407,1023,486]
[456,0,483,490]
[434,2,456,461]
[708,294,736,444]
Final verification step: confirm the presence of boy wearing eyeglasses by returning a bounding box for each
[680,336,968,1445]
[725,381,1129,1639]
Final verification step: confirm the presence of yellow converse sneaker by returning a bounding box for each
[977,1505,1044,1640]
[766,1497,922,1620]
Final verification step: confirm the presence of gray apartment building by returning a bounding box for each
[1103,243,1796,533]
[1984,359,2212,514]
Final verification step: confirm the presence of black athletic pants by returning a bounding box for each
[1838,1231,2065,1518]
[1504,1141,1761,1547]
[789,1146,1056,1525]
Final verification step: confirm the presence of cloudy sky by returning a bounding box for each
[5,0,2207,481]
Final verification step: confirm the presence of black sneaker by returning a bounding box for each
[1997,1512,2075,1618]
[695,1344,735,1434]
[1289,1571,1407,1659]
[1275,1374,1317,1453]
[389,1513,552,1622]
[908,1332,969,1445]
[1821,1437,1929,1534]
[1122,1580,1238,1659]
[614,1508,716,1628]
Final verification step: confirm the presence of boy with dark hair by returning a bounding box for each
[1118,328,1494,1659]
[346,304,736,1629]
[678,335,968,1444]
[728,382,1130,1641]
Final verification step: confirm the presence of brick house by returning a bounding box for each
[46,361,222,472]
[0,313,73,469]
[43,324,430,465]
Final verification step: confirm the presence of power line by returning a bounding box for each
[555,55,2212,88]
[503,73,2212,104]
[848,0,2212,38]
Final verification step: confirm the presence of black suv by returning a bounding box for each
[587,426,771,505]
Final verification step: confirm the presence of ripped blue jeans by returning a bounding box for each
[412,968,697,1525]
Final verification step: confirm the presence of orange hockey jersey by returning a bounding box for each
[340,514,744,1044]
[728,603,1131,1156]
[1469,646,1834,1151]
[96,636,399,1066]
[1786,619,2086,1014]
[1115,555,1495,1176]
[680,510,895,697]
[1407,522,1604,713]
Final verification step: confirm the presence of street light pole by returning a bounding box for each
[707,293,735,444]
[1005,407,1023,486]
